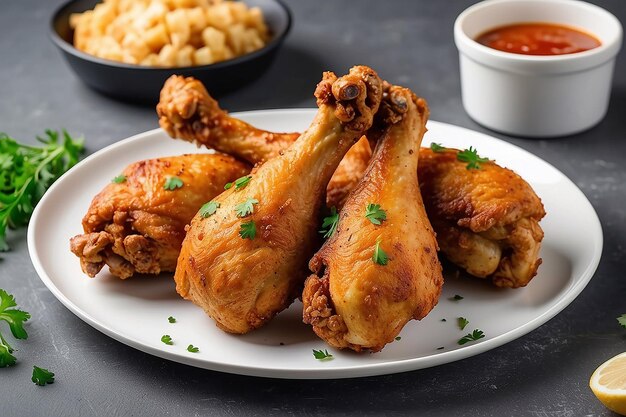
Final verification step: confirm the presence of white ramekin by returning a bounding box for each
[454,0,623,137]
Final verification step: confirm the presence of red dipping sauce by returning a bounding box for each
[476,22,601,56]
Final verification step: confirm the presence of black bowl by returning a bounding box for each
[50,0,292,104]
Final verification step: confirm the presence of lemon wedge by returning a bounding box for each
[590,352,626,415]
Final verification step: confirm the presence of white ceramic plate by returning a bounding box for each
[28,110,603,379]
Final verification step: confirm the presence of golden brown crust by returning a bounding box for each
[70,153,249,279]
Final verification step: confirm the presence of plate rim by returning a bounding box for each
[27,109,604,379]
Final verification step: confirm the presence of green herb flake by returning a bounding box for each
[441,318,447,322]
[199,201,220,218]
[365,203,387,225]
[312,349,333,360]
[617,314,626,329]
[430,142,446,153]
[235,198,259,218]
[372,239,389,266]
[163,176,183,190]
[239,220,256,240]
[458,329,485,345]
[0,130,84,251]
[224,182,233,190]
[187,344,199,353]
[168,316,176,324]
[395,336,402,341]
[436,346,445,350]
[450,294,464,301]
[32,366,55,386]
[457,146,489,170]
[161,335,173,345]
[458,317,469,330]
[111,174,126,184]
[0,289,31,367]
[319,207,339,239]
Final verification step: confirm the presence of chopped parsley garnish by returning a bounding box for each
[0,129,83,251]
[161,335,173,345]
[199,201,219,218]
[239,220,256,240]
[450,294,464,301]
[187,344,199,353]
[617,314,626,329]
[372,239,389,265]
[365,203,387,225]
[436,346,445,350]
[441,318,447,322]
[225,175,252,191]
[458,329,485,345]
[430,142,446,153]
[111,174,126,184]
[395,336,401,341]
[163,176,183,190]
[32,366,55,386]
[168,316,176,324]
[458,317,469,330]
[312,349,333,360]
[235,198,259,217]
[0,289,30,367]
[457,146,489,170]
[319,207,339,239]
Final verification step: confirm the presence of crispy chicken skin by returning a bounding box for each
[303,86,443,352]
[157,76,545,287]
[418,148,545,287]
[70,154,248,279]
[174,66,384,334]
[157,74,372,209]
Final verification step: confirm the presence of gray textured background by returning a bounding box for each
[1,0,626,416]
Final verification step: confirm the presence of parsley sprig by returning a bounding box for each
[457,317,469,331]
[457,146,489,170]
[0,289,31,367]
[430,142,446,153]
[187,344,199,353]
[0,130,83,251]
[164,176,183,190]
[312,349,333,360]
[111,174,126,184]
[224,176,251,191]
[161,335,173,345]
[319,207,339,239]
[365,203,387,225]
[235,198,258,217]
[458,329,485,345]
[199,201,219,218]
[32,366,55,386]
[239,220,256,239]
[372,239,389,265]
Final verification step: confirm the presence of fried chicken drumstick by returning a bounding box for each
[303,85,443,352]
[174,66,383,333]
[158,76,545,288]
[70,154,248,279]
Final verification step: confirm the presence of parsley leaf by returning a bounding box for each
[319,207,339,239]
[0,130,84,251]
[32,366,55,386]
[365,203,387,225]
[395,336,401,341]
[187,344,199,353]
[0,289,30,367]
[458,317,469,330]
[372,239,389,265]
[161,335,173,345]
[458,329,485,345]
[199,201,219,218]
[235,198,259,218]
[111,174,126,184]
[225,175,252,191]
[312,349,333,360]
[168,316,176,324]
[239,220,256,240]
[450,294,464,301]
[457,146,489,170]
[430,142,446,153]
[163,176,183,190]
[617,314,626,329]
